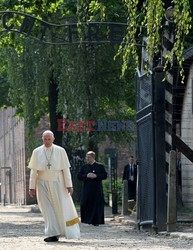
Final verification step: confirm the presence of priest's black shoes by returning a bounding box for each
[44,236,58,242]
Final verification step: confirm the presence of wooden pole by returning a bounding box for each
[167,150,176,232]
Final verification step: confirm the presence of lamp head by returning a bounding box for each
[165,1,174,23]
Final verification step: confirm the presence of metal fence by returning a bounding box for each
[136,72,167,231]
[136,73,155,227]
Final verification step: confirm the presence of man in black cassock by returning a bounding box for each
[77,151,107,226]
[122,155,137,200]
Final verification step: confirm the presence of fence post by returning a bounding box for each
[122,180,129,215]
[3,193,6,206]
[167,150,176,232]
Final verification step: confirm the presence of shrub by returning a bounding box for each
[103,177,122,205]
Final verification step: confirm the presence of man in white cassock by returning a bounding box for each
[28,130,80,242]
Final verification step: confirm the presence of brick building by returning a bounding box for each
[0,107,26,205]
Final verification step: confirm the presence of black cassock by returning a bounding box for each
[77,162,107,225]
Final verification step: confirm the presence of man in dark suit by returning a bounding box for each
[122,155,137,200]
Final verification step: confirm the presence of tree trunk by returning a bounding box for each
[48,73,63,146]
[88,132,98,155]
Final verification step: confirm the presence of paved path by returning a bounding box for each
[0,205,193,250]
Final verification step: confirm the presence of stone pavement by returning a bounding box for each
[169,210,193,240]
[119,207,193,240]
[1,204,193,250]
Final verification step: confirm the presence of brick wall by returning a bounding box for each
[0,107,26,205]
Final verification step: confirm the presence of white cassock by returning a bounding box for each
[28,144,80,239]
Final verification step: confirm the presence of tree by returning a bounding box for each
[56,43,135,151]
[0,0,136,153]
[0,49,11,108]
[86,0,193,81]
[120,0,192,79]
[0,0,77,147]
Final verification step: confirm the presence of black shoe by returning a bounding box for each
[44,236,58,242]
[92,224,99,226]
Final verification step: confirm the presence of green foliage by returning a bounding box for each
[103,177,123,205]
[143,0,165,61]
[88,0,127,22]
[56,43,136,151]
[0,0,75,150]
[172,0,192,82]
[0,0,64,16]
[96,0,192,80]
[116,0,140,76]
[6,41,49,149]
[62,0,136,151]
[0,49,11,107]
[0,0,136,153]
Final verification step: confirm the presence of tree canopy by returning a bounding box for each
[0,0,136,154]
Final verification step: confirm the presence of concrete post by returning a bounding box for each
[167,150,176,232]
[11,108,16,203]
[122,180,128,215]
[3,109,7,205]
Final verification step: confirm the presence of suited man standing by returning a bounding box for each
[122,155,137,200]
